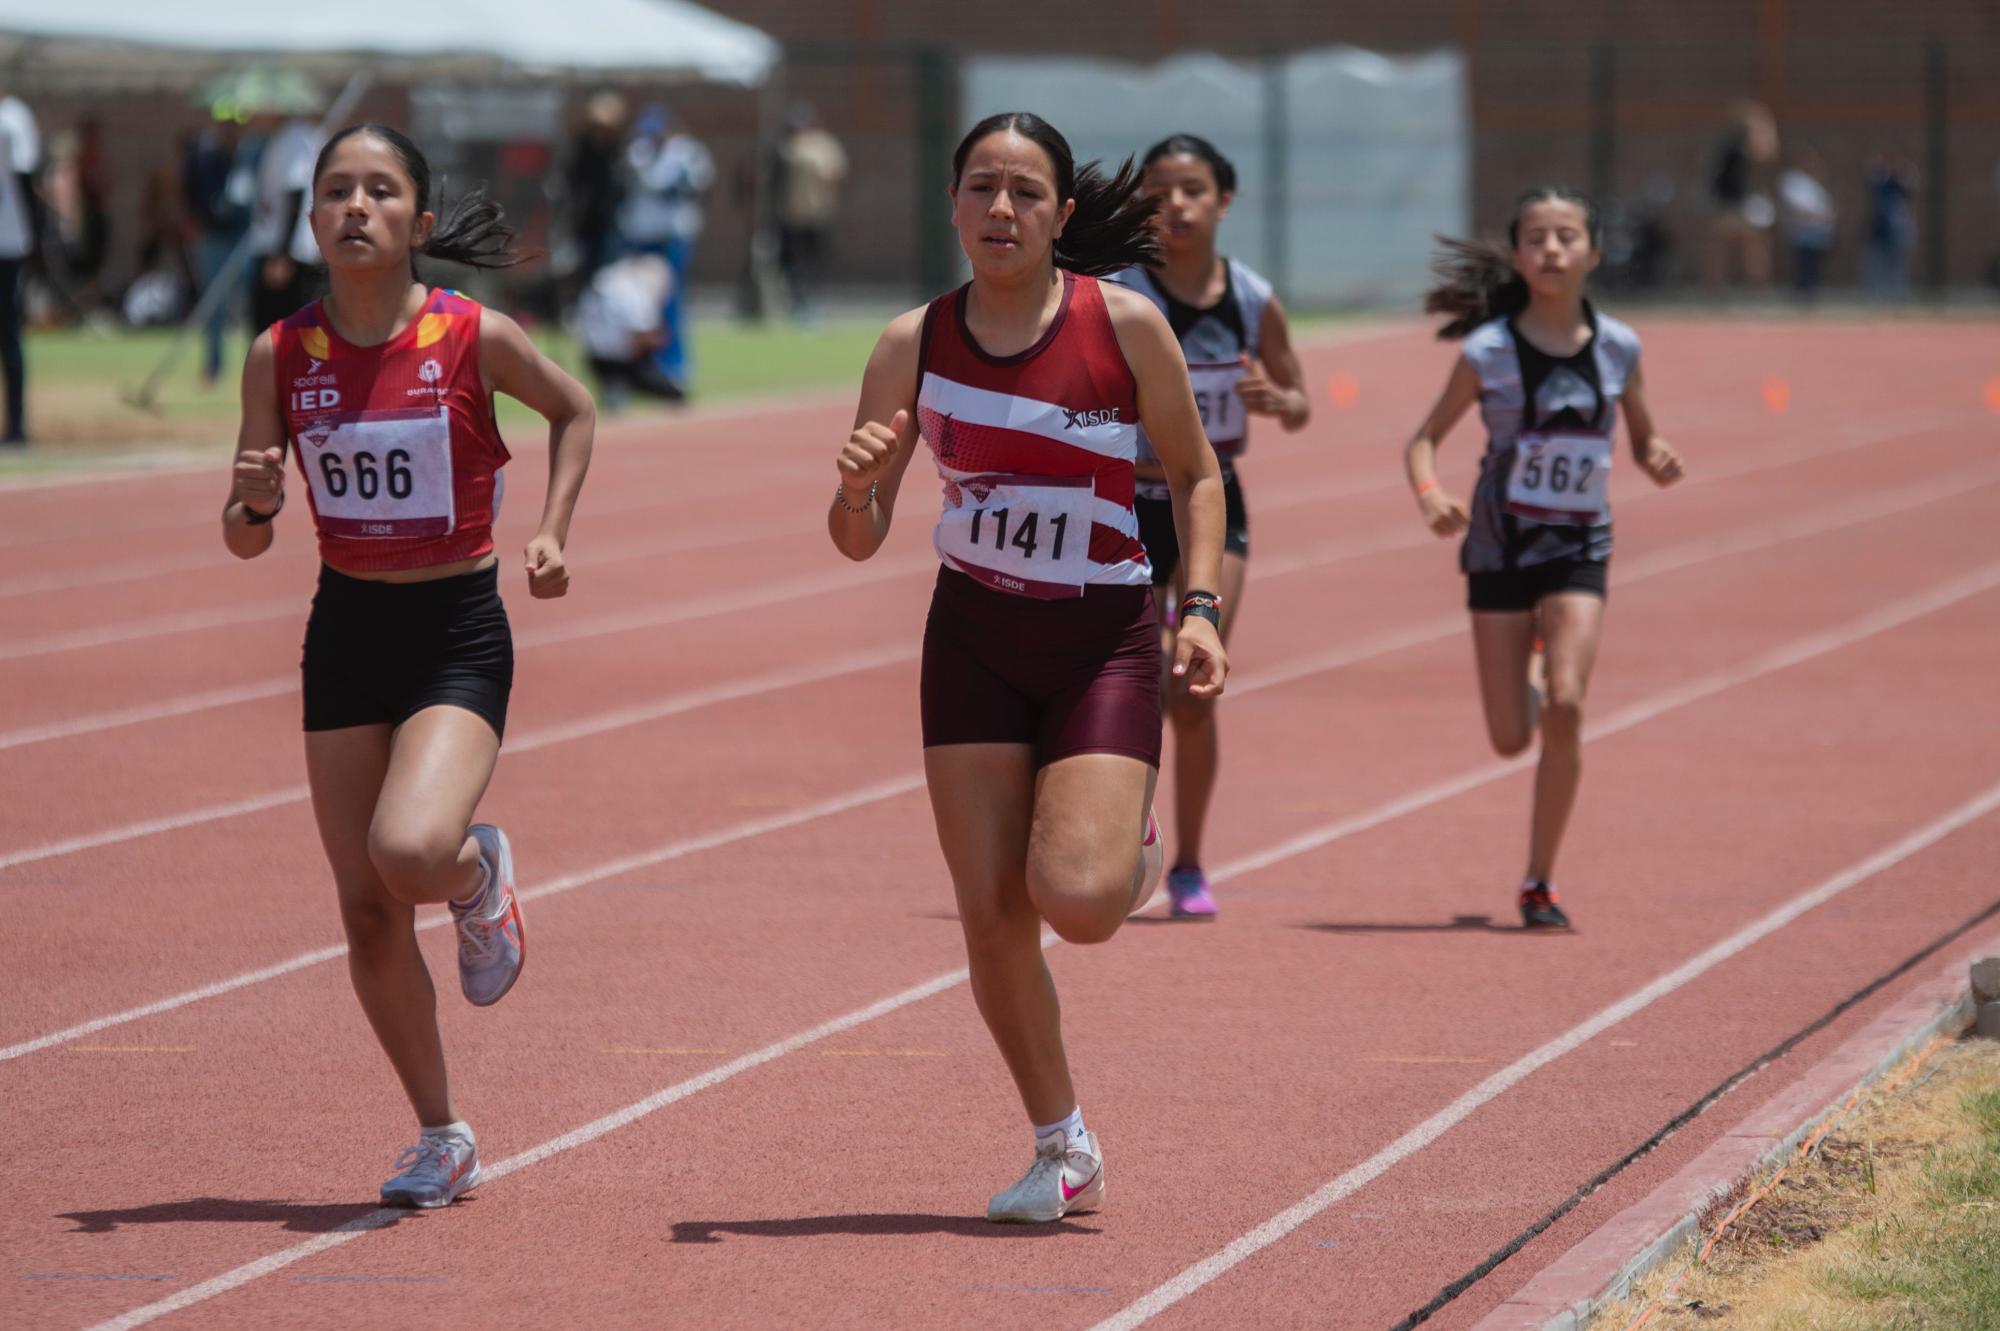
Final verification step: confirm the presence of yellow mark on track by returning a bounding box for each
[602,1046,726,1055]
[74,1039,195,1055]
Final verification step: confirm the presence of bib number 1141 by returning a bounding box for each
[968,505,1070,562]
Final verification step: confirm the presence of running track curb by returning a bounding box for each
[1469,927,1997,1331]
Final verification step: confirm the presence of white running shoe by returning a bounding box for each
[986,1129,1105,1223]
[453,824,524,1007]
[1131,808,1166,916]
[379,1128,481,1209]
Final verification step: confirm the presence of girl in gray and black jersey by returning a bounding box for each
[1404,187,1684,929]
[1111,134,1310,919]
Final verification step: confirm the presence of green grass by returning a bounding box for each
[1815,1085,2000,1329]
[13,317,882,455]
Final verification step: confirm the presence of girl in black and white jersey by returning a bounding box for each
[1402,186,1684,929]
[1113,134,1310,920]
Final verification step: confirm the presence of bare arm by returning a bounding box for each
[221,331,286,561]
[828,306,925,562]
[481,310,596,597]
[1404,354,1481,537]
[1620,357,1685,487]
[1107,283,1229,696]
[1238,294,1311,431]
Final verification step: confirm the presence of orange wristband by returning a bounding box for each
[1415,479,1439,496]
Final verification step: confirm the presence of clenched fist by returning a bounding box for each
[232,446,285,516]
[836,409,910,505]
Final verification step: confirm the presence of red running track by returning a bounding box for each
[2,320,1997,1330]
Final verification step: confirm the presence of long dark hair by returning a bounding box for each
[1141,133,1237,195]
[952,112,1159,277]
[1424,185,1599,340]
[312,124,527,276]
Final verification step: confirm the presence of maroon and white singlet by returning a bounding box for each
[915,272,1163,768]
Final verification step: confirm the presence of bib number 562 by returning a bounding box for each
[1519,451,1592,495]
[318,449,415,501]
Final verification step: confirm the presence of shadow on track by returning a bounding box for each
[60,1197,402,1235]
[670,1212,1099,1243]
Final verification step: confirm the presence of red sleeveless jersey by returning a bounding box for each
[272,288,510,574]
[916,271,1150,598]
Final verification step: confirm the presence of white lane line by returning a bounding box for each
[1211,560,2000,886]
[0,644,920,875]
[0,598,301,663]
[5,477,1993,1056]
[5,399,1978,753]
[79,571,2000,1330]
[1090,778,2000,1331]
[0,679,299,754]
[1,775,927,1066]
[0,552,923,750]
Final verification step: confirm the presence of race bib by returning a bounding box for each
[297,406,456,539]
[1188,360,1247,455]
[936,472,1095,599]
[1505,431,1612,525]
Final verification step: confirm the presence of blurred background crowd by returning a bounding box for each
[0,0,1993,447]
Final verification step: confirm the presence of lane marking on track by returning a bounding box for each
[1086,776,2000,1331]
[74,568,2000,1328]
[602,1047,727,1055]
[3,399,1971,745]
[0,643,919,871]
[0,775,927,1064]
[73,1046,195,1054]
[7,491,1996,1057]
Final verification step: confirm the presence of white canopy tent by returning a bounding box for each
[0,0,782,405]
[0,0,779,88]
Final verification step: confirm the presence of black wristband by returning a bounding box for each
[240,493,282,526]
[1179,601,1222,630]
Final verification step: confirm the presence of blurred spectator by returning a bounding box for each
[46,116,109,316]
[124,142,195,327]
[775,102,847,321]
[564,91,627,291]
[247,113,322,333]
[575,250,684,408]
[617,105,711,395]
[0,89,40,444]
[1704,100,1779,291]
[1863,153,1918,299]
[1778,149,1836,299]
[182,118,252,384]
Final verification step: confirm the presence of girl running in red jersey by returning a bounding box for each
[222,124,595,1207]
[828,112,1229,1222]
[1404,186,1683,930]
[1112,133,1311,919]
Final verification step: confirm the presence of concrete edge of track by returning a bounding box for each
[1470,928,2000,1331]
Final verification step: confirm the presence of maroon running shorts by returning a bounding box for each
[920,566,1163,768]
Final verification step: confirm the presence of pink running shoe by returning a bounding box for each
[1167,866,1218,920]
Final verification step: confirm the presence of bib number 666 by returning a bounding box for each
[317,449,414,502]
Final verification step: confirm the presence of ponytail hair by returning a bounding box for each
[952,112,1160,277]
[313,123,530,276]
[1424,185,1599,341]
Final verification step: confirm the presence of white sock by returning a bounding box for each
[450,854,493,913]
[1033,1106,1087,1147]
[420,1119,473,1142]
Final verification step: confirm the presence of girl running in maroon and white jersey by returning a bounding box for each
[828,112,1228,1222]
[222,124,595,1207]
